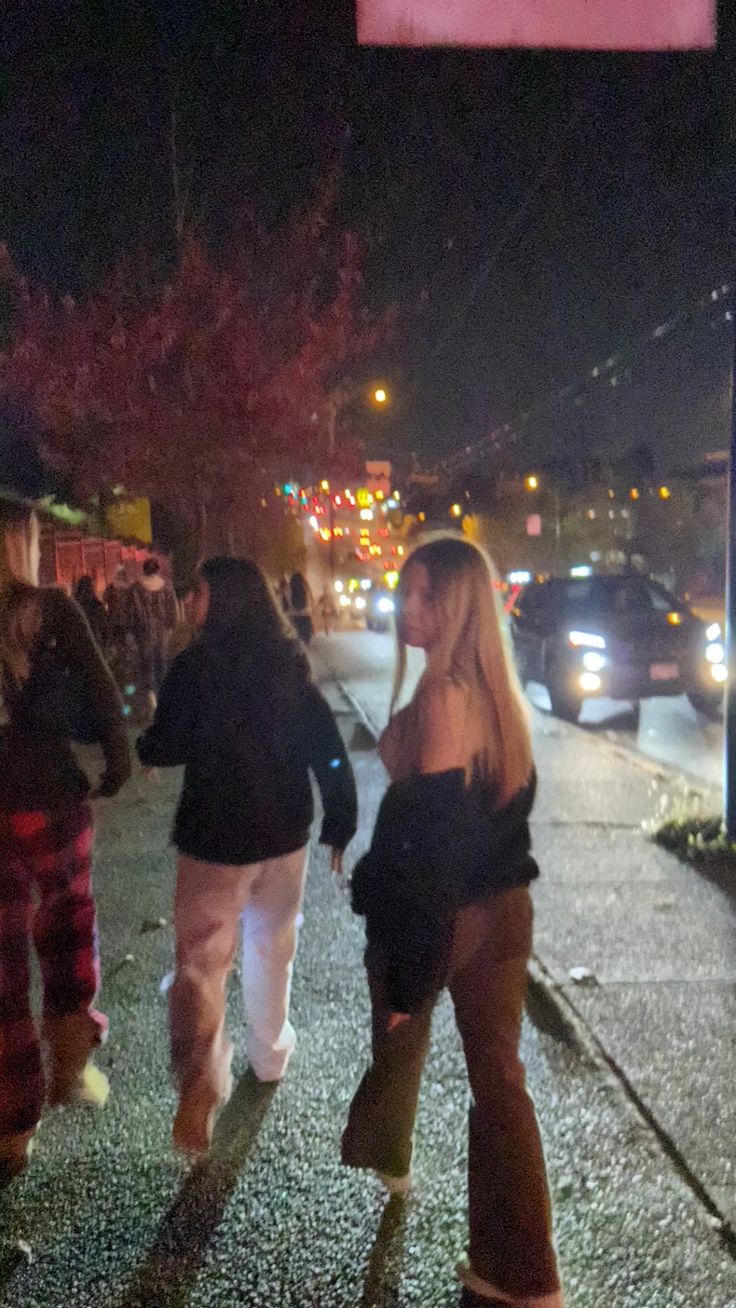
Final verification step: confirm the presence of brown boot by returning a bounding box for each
[45,1011,107,1108]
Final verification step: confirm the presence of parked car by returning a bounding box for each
[510,573,726,723]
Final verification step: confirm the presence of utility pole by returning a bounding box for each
[725,329,736,837]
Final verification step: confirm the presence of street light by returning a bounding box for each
[373,387,388,405]
[659,485,671,500]
[524,474,539,492]
[450,503,463,519]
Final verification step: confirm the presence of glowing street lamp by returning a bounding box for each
[524,474,539,492]
[450,503,463,519]
[373,387,388,405]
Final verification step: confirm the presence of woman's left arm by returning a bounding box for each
[303,684,358,853]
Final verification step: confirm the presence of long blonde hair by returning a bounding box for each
[392,534,532,804]
[0,502,42,698]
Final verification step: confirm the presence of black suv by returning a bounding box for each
[510,573,725,723]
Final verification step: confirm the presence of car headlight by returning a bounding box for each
[377,596,395,615]
[582,651,606,673]
[579,672,602,692]
[569,630,606,650]
[706,622,722,642]
[711,663,728,684]
[706,642,725,664]
[354,596,367,611]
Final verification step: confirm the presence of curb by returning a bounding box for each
[527,955,736,1255]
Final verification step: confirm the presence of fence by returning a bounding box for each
[40,530,150,595]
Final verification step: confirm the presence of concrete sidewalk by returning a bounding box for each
[313,633,736,1241]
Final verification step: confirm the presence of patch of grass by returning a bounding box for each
[643,778,736,869]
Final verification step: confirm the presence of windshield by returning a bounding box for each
[547,577,680,617]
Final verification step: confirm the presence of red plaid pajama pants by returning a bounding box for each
[0,803,107,1137]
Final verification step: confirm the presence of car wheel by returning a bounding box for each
[687,689,723,721]
[547,662,582,723]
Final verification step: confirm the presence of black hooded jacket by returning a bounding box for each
[137,637,357,864]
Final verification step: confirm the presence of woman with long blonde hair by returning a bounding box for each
[343,536,563,1308]
[0,501,130,1183]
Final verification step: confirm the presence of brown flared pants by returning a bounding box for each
[342,887,561,1303]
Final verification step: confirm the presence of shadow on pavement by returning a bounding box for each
[578,703,641,733]
[117,1069,277,1308]
[359,1194,408,1308]
[525,970,582,1050]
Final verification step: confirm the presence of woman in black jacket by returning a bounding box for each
[342,537,563,1308]
[138,556,357,1158]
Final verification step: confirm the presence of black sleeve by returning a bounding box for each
[351,769,466,1013]
[301,684,357,851]
[45,590,131,790]
[136,650,197,767]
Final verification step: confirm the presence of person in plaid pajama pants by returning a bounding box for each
[0,805,107,1154]
[0,502,130,1183]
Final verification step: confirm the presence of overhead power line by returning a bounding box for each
[433,278,733,481]
[427,97,592,364]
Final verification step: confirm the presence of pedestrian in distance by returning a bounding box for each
[103,565,132,654]
[317,584,337,636]
[128,557,178,715]
[342,535,564,1308]
[0,501,131,1184]
[74,574,110,651]
[288,570,314,646]
[277,575,291,615]
[137,556,357,1158]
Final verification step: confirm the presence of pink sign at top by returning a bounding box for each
[356,1,715,50]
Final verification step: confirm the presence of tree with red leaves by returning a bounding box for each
[0,191,394,560]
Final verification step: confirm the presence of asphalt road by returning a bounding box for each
[1,654,734,1308]
[526,682,724,791]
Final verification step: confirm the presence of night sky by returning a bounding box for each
[0,1,732,472]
